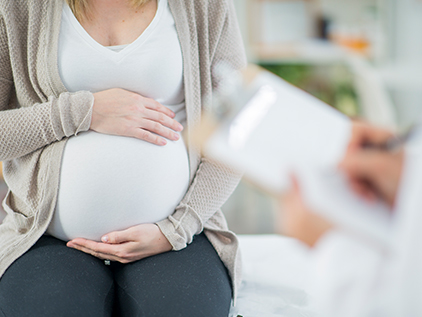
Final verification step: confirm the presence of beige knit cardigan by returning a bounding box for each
[0,0,247,299]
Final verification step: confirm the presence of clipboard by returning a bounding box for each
[194,65,392,245]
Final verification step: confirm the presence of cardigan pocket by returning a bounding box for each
[2,189,36,233]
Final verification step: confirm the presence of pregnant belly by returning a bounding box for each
[47,131,190,241]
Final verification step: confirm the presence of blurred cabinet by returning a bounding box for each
[238,0,386,63]
[247,0,320,60]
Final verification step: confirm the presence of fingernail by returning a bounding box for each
[174,133,180,140]
[102,235,109,243]
[160,139,167,145]
[178,124,183,131]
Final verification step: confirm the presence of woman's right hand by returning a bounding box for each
[90,88,184,145]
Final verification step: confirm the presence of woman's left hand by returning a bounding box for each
[67,224,172,263]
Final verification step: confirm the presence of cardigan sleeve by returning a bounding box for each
[157,159,243,249]
[157,0,247,250]
[0,15,94,162]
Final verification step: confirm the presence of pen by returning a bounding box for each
[362,125,416,152]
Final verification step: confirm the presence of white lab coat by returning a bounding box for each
[309,132,422,317]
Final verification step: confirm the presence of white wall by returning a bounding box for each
[388,0,422,128]
[392,0,422,60]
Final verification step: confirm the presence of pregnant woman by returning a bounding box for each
[0,0,246,316]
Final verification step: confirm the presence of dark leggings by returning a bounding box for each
[0,233,231,317]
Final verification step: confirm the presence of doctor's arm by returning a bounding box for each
[279,175,389,317]
[279,122,404,317]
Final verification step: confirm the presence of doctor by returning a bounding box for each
[279,122,422,317]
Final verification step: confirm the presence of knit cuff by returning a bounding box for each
[50,91,94,140]
[156,204,204,251]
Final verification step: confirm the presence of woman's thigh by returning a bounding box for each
[111,233,232,317]
[0,235,114,317]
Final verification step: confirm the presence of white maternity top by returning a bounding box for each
[47,0,190,241]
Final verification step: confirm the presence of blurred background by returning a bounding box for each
[1,0,422,232]
[224,0,422,234]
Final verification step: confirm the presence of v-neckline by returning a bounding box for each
[62,0,165,62]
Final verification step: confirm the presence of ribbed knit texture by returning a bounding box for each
[0,0,247,301]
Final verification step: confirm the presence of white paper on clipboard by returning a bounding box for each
[203,69,392,245]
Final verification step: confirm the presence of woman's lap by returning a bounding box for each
[111,233,232,316]
[0,235,115,316]
[0,233,231,317]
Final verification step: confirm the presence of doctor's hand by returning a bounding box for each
[341,121,404,207]
[278,175,334,248]
[91,88,183,146]
[340,146,404,208]
[347,121,394,153]
[67,224,173,263]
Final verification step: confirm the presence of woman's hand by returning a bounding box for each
[91,88,184,146]
[66,224,173,263]
[278,175,334,248]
